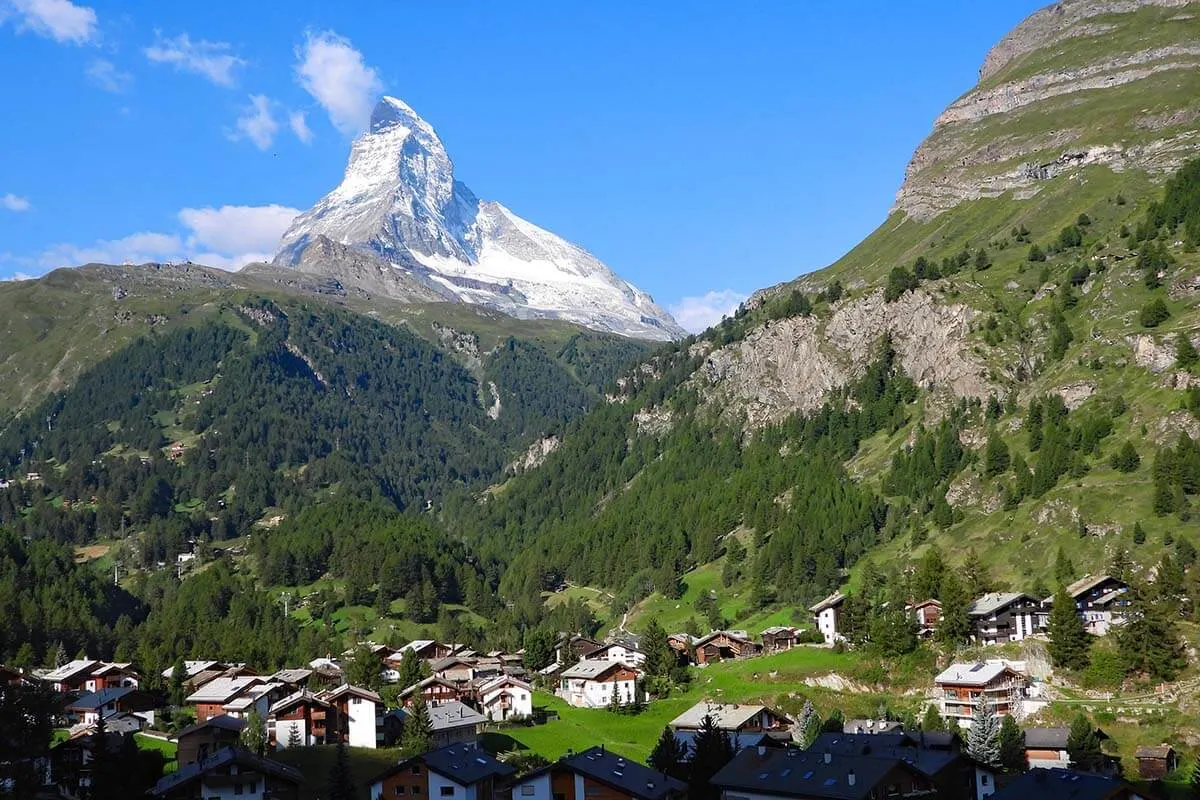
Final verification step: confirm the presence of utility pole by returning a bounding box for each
[281,591,294,616]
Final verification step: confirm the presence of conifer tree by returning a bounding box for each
[921,704,946,732]
[327,741,354,800]
[347,643,382,690]
[648,726,689,782]
[966,701,1001,768]
[689,715,734,800]
[401,696,435,755]
[797,700,821,747]
[642,617,674,682]
[984,431,1010,478]
[1118,583,1187,680]
[1048,585,1091,671]
[1190,751,1200,797]
[997,715,1026,772]
[241,709,268,756]
[937,572,972,646]
[1054,547,1075,585]
[1067,713,1103,772]
[286,724,302,749]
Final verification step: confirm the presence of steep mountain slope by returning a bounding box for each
[266,96,685,341]
[453,0,1200,624]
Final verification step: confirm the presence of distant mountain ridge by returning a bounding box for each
[270,96,685,342]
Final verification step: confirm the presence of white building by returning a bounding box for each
[809,591,846,645]
[321,684,384,749]
[556,660,641,709]
[477,675,533,721]
[588,641,647,667]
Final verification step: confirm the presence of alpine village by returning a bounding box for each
[6,1,1200,799]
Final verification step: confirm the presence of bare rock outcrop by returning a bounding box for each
[697,289,991,428]
[509,435,561,473]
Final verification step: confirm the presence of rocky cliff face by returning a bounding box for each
[894,0,1200,220]
[697,289,990,428]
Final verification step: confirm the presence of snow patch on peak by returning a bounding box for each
[275,96,684,341]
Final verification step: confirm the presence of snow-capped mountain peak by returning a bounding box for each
[275,96,684,341]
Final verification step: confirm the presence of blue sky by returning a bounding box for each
[0,0,1045,330]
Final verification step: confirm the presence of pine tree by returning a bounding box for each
[997,715,1026,772]
[912,547,945,601]
[49,641,67,669]
[984,431,1011,478]
[396,650,427,690]
[168,658,187,707]
[689,715,735,800]
[1190,751,1200,797]
[961,549,993,598]
[1109,548,1131,582]
[921,704,946,732]
[1048,585,1091,671]
[522,628,556,672]
[346,643,382,690]
[642,617,675,681]
[648,726,689,782]
[1067,713,1103,772]
[966,700,1001,768]
[327,741,353,800]
[241,709,268,756]
[286,723,302,749]
[1054,547,1075,585]
[822,708,845,733]
[1133,522,1147,545]
[1117,583,1187,680]
[401,696,434,755]
[1110,441,1141,473]
[1179,334,1200,368]
[937,572,972,646]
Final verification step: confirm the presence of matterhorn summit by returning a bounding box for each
[274,96,684,341]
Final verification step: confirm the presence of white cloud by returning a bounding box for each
[2,272,36,282]
[5,0,97,44]
[31,203,299,275]
[144,32,246,87]
[288,110,313,144]
[230,94,279,150]
[85,58,131,93]
[177,204,299,255]
[295,30,382,134]
[2,193,31,212]
[668,289,748,333]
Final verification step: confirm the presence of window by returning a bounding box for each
[412,787,422,795]
[981,774,989,786]
[439,787,455,797]
[520,785,535,796]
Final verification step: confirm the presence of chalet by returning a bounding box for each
[588,641,647,667]
[173,714,247,767]
[67,687,157,726]
[84,662,141,692]
[711,745,938,800]
[909,599,942,637]
[150,746,304,800]
[991,768,1149,800]
[935,662,1029,727]
[809,592,846,645]
[761,626,801,653]
[666,634,695,663]
[431,655,478,684]
[968,592,1043,644]
[511,746,686,800]
[397,639,455,662]
[555,635,604,665]
[1022,727,1117,774]
[268,689,336,748]
[222,681,287,719]
[268,668,313,689]
[807,732,997,799]
[185,676,265,722]
[557,660,642,709]
[0,664,22,685]
[186,664,258,693]
[307,658,345,688]
[1046,575,1131,636]
[477,675,533,721]
[159,660,225,683]
[1135,745,1178,780]
[398,675,467,706]
[670,702,792,743]
[42,659,102,693]
[368,743,514,800]
[385,700,486,749]
[320,683,384,749]
[48,722,141,798]
[693,630,762,664]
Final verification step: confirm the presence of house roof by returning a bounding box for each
[1022,728,1071,749]
[1135,745,1175,759]
[694,630,755,647]
[160,660,221,679]
[428,701,486,730]
[934,662,1018,687]
[561,746,685,800]
[672,730,773,760]
[68,686,134,710]
[559,659,634,681]
[991,768,1135,800]
[841,720,904,735]
[908,599,942,610]
[808,733,965,779]
[369,743,514,788]
[267,689,331,716]
[91,662,137,677]
[711,746,924,800]
[810,591,846,613]
[321,683,382,704]
[591,642,645,657]
[477,675,531,695]
[43,659,101,682]
[762,626,800,636]
[669,702,787,731]
[151,747,302,797]
[185,676,263,704]
[430,656,475,672]
[1063,574,1120,600]
[270,668,312,685]
[399,675,460,698]
[399,640,437,655]
[172,714,247,740]
[968,592,1036,616]
[1091,589,1127,607]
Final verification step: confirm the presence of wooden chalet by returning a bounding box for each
[693,630,762,665]
[268,689,337,748]
[760,626,801,653]
[172,714,247,767]
[1135,745,1177,780]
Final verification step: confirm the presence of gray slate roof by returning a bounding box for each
[562,746,685,800]
[151,746,302,797]
[992,768,1134,800]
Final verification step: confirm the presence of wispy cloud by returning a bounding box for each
[144,32,247,87]
[177,204,299,256]
[288,110,313,144]
[229,94,279,150]
[295,30,382,134]
[86,58,132,93]
[4,0,97,44]
[1,193,32,212]
[668,289,748,333]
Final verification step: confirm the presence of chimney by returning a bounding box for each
[823,750,832,764]
[847,770,856,787]
[757,745,767,757]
